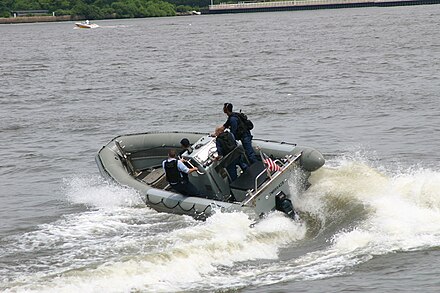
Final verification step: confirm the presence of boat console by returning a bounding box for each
[180,135,237,201]
[177,135,302,215]
[190,135,218,168]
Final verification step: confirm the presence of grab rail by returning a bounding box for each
[254,169,269,192]
[114,140,139,176]
[242,152,302,207]
[184,158,205,175]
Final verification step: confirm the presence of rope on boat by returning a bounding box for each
[145,194,163,205]
[145,193,211,214]
[160,199,181,210]
[178,203,197,212]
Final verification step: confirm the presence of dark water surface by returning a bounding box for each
[1,5,440,292]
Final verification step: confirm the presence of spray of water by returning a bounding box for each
[64,175,144,208]
[3,176,306,292]
[267,155,440,284]
[4,156,440,292]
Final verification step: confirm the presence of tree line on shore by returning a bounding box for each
[0,0,212,19]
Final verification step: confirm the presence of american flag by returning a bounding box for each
[264,157,281,172]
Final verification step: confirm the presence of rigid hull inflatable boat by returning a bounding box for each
[96,132,325,219]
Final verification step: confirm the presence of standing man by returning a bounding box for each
[223,103,257,164]
[163,149,200,197]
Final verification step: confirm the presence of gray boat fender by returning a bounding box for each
[299,148,325,171]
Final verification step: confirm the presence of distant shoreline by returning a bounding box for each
[0,12,202,25]
[1,0,439,24]
[0,15,79,25]
[209,0,440,14]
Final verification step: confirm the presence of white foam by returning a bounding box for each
[6,212,306,292]
[64,175,144,208]
[6,157,440,292]
[271,157,440,283]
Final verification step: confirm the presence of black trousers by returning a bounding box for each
[170,180,200,197]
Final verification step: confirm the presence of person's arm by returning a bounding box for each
[229,115,239,138]
[223,118,230,129]
[178,160,197,174]
[188,166,198,173]
[215,139,223,157]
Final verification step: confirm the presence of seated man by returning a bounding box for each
[162,149,200,197]
[179,138,193,156]
[214,126,240,182]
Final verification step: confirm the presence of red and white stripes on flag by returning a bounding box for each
[264,157,281,172]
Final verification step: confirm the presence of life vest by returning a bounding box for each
[164,159,181,184]
[217,132,237,156]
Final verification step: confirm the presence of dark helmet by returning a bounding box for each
[180,138,190,148]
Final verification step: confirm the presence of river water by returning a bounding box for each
[1,5,440,292]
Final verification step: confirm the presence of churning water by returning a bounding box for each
[1,5,440,292]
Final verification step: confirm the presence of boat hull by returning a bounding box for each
[75,22,99,29]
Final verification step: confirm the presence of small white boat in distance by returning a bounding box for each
[75,20,99,29]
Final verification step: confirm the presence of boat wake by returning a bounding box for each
[282,155,440,283]
[2,155,440,292]
[2,176,305,292]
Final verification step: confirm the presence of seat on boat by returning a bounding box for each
[229,161,268,201]
[214,146,247,182]
[141,168,168,189]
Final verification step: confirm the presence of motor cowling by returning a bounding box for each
[275,191,296,220]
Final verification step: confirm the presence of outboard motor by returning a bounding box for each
[275,191,297,220]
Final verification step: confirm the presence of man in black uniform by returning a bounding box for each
[223,103,257,164]
[162,149,200,196]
